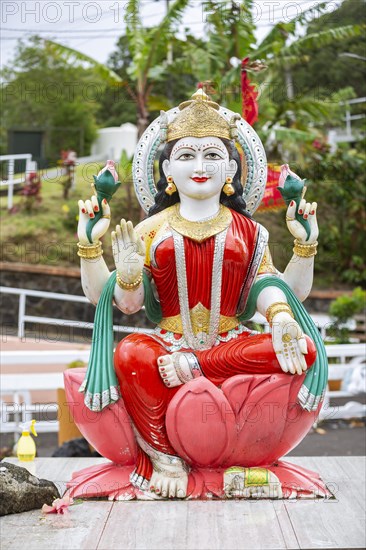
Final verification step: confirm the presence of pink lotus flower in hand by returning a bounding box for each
[278,164,301,188]
[97,160,119,183]
[42,494,74,514]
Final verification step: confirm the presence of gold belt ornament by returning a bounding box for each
[159,303,239,335]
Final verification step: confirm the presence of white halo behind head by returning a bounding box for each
[132,106,267,215]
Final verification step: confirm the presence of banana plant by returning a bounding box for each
[45,0,362,148]
[252,21,363,153]
[183,1,363,156]
[46,0,190,137]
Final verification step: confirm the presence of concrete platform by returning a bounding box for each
[1,456,365,549]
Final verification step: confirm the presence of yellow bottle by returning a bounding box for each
[17,419,37,462]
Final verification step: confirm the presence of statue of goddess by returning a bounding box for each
[68,89,328,500]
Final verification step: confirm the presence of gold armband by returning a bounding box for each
[77,241,103,259]
[293,239,318,258]
[266,302,294,325]
[116,271,143,292]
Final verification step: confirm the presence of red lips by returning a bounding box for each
[191,177,209,183]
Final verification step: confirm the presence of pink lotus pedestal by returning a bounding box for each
[64,368,330,500]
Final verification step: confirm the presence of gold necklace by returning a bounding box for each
[167,203,232,242]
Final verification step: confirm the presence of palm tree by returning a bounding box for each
[46,0,190,137]
[180,1,363,154]
[46,0,362,146]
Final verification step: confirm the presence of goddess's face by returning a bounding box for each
[162,136,237,200]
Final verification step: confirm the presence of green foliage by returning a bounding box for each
[330,287,366,322]
[252,2,329,59]
[174,0,362,160]
[43,0,192,136]
[187,0,256,85]
[181,0,257,105]
[44,40,122,85]
[256,139,366,289]
[328,287,366,343]
[305,145,366,286]
[95,35,137,127]
[0,162,141,267]
[257,85,356,161]
[138,0,190,81]
[252,21,361,157]
[291,0,366,98]
[119,150,133,182]
[281,24,364,58]
[117,0,191,133]
[100,33,196,127]
[16,0,361,146]
[61,201,80,231]
[1,36,100,162]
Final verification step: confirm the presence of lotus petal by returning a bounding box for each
[64,368,137,465]
[166,378,236,468]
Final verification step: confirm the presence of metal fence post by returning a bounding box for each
[18,293,26,339]
[7,158,15,211]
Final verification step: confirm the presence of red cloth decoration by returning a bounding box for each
[241,57,259,127]
[258,164,285,212]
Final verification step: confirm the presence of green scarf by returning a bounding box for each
[239,276,328,411]
[78,271,120,412]
[79,271,161,411]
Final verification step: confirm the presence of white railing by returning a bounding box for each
[328,97,366,151]
[0,286,356,342]
[0,286,154,339]
[1,355,88,438]
[1,374,61,436]
[343,97,366,137]
[319,344,366,421]
[0,154,103,210]
[0,154,33,210]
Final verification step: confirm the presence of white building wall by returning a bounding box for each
[91,123,138,161]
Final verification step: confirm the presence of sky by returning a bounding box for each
[1,0,342,69]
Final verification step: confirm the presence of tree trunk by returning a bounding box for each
[137,92,150,139]
[137,115,149,139]
[136,93,150,219]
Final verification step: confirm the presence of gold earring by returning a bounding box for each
[223,176,235,197]
[165,175,177,196]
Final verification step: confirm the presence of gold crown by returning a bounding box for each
[166,89,231,142]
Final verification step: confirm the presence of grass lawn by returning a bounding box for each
[0,163,141,268]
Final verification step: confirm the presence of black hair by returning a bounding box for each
[148,138,252,218]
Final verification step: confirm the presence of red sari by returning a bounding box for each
[114,209,316,476]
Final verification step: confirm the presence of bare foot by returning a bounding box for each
[224,467,283,499]
[149,457,189,499]
[157,353,191,388]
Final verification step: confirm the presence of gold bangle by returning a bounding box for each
[102,215,111,219]
[293,239,318,258]
[77,241,103,259]
[116,271,143,292]
[266,302,294,325]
